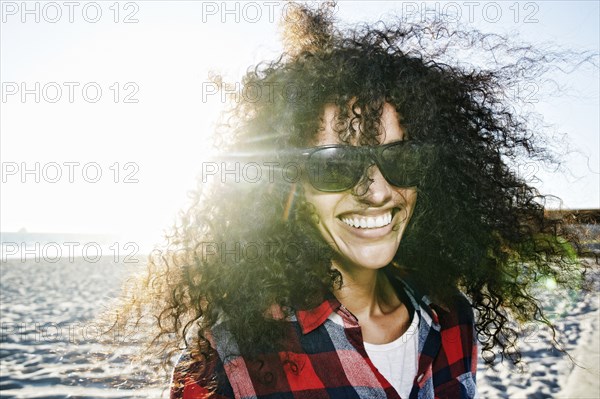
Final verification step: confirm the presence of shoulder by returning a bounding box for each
[384,270,478,397]
[430,293,477,373]
[429,293,479,398]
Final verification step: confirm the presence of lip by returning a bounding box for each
[337,208,400,239]
[337,207,399,219]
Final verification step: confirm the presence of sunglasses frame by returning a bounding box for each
[297,140,423,192]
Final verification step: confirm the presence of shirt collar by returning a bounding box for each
[295,292,341,334]
[390,275,439,325]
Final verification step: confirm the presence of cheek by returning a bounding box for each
[393,187,418,208]
[302,185,342,220]
[302,191,347,244]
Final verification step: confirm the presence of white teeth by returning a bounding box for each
[341,211,394,229]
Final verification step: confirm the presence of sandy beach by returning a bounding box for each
[1,255,598,398]
[0,255,170,398]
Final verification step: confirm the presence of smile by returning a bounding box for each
[340,210,393,229]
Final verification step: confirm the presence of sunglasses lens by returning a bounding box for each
[379,142,422,187]
[307,147,362,191]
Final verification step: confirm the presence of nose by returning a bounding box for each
[354,164,393,205]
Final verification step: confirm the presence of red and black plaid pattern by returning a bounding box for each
[171,276,478,399]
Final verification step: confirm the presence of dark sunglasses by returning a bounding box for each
[297,141,425,192]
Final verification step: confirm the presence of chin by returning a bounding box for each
[343,247,397,270]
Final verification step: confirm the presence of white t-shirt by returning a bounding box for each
[328,310,419,399]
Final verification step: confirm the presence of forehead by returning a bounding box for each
[314,102,405,146]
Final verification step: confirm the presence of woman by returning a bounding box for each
[124,3,589,399]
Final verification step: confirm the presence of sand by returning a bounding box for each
[1,256,598,398]
[0,256,169,398]
[476,261,600,399]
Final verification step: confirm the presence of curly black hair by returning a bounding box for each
[114,1,597,379]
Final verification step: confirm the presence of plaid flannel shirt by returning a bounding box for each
[171,272,478,399]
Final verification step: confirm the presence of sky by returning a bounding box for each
[1,1,598,247]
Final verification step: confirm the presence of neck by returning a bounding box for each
[332,262,399,318]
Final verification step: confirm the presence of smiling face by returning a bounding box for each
[303,102,417,274]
